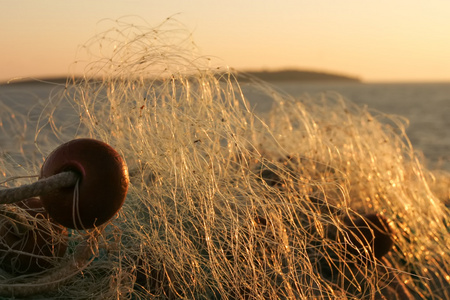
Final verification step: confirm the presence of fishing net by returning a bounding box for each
[0,18,449,299]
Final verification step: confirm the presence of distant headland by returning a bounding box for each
[1,69,360,86]
[237,69,361,83]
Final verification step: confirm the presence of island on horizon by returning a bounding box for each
[236,69,361,83]
[1,69,360,86]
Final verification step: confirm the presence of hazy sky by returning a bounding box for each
[1,0,450,82]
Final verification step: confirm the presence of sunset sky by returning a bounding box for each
[1,0,450,83]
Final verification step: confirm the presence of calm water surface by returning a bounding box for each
[245,81,450,171]
[1,81,449,170]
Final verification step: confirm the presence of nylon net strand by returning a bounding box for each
[0,18,449,299]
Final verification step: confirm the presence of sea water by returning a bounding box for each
[246,81,450,171]
[0,81,449,171]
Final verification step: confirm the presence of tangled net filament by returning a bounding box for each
[0,17,449,299]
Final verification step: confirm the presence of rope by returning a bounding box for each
[0,171,79,205]
[0,239,94,298]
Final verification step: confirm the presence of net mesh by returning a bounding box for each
[0,18,449,299]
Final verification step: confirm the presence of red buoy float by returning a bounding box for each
[39,138,129,229]
[0,197,68,274]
